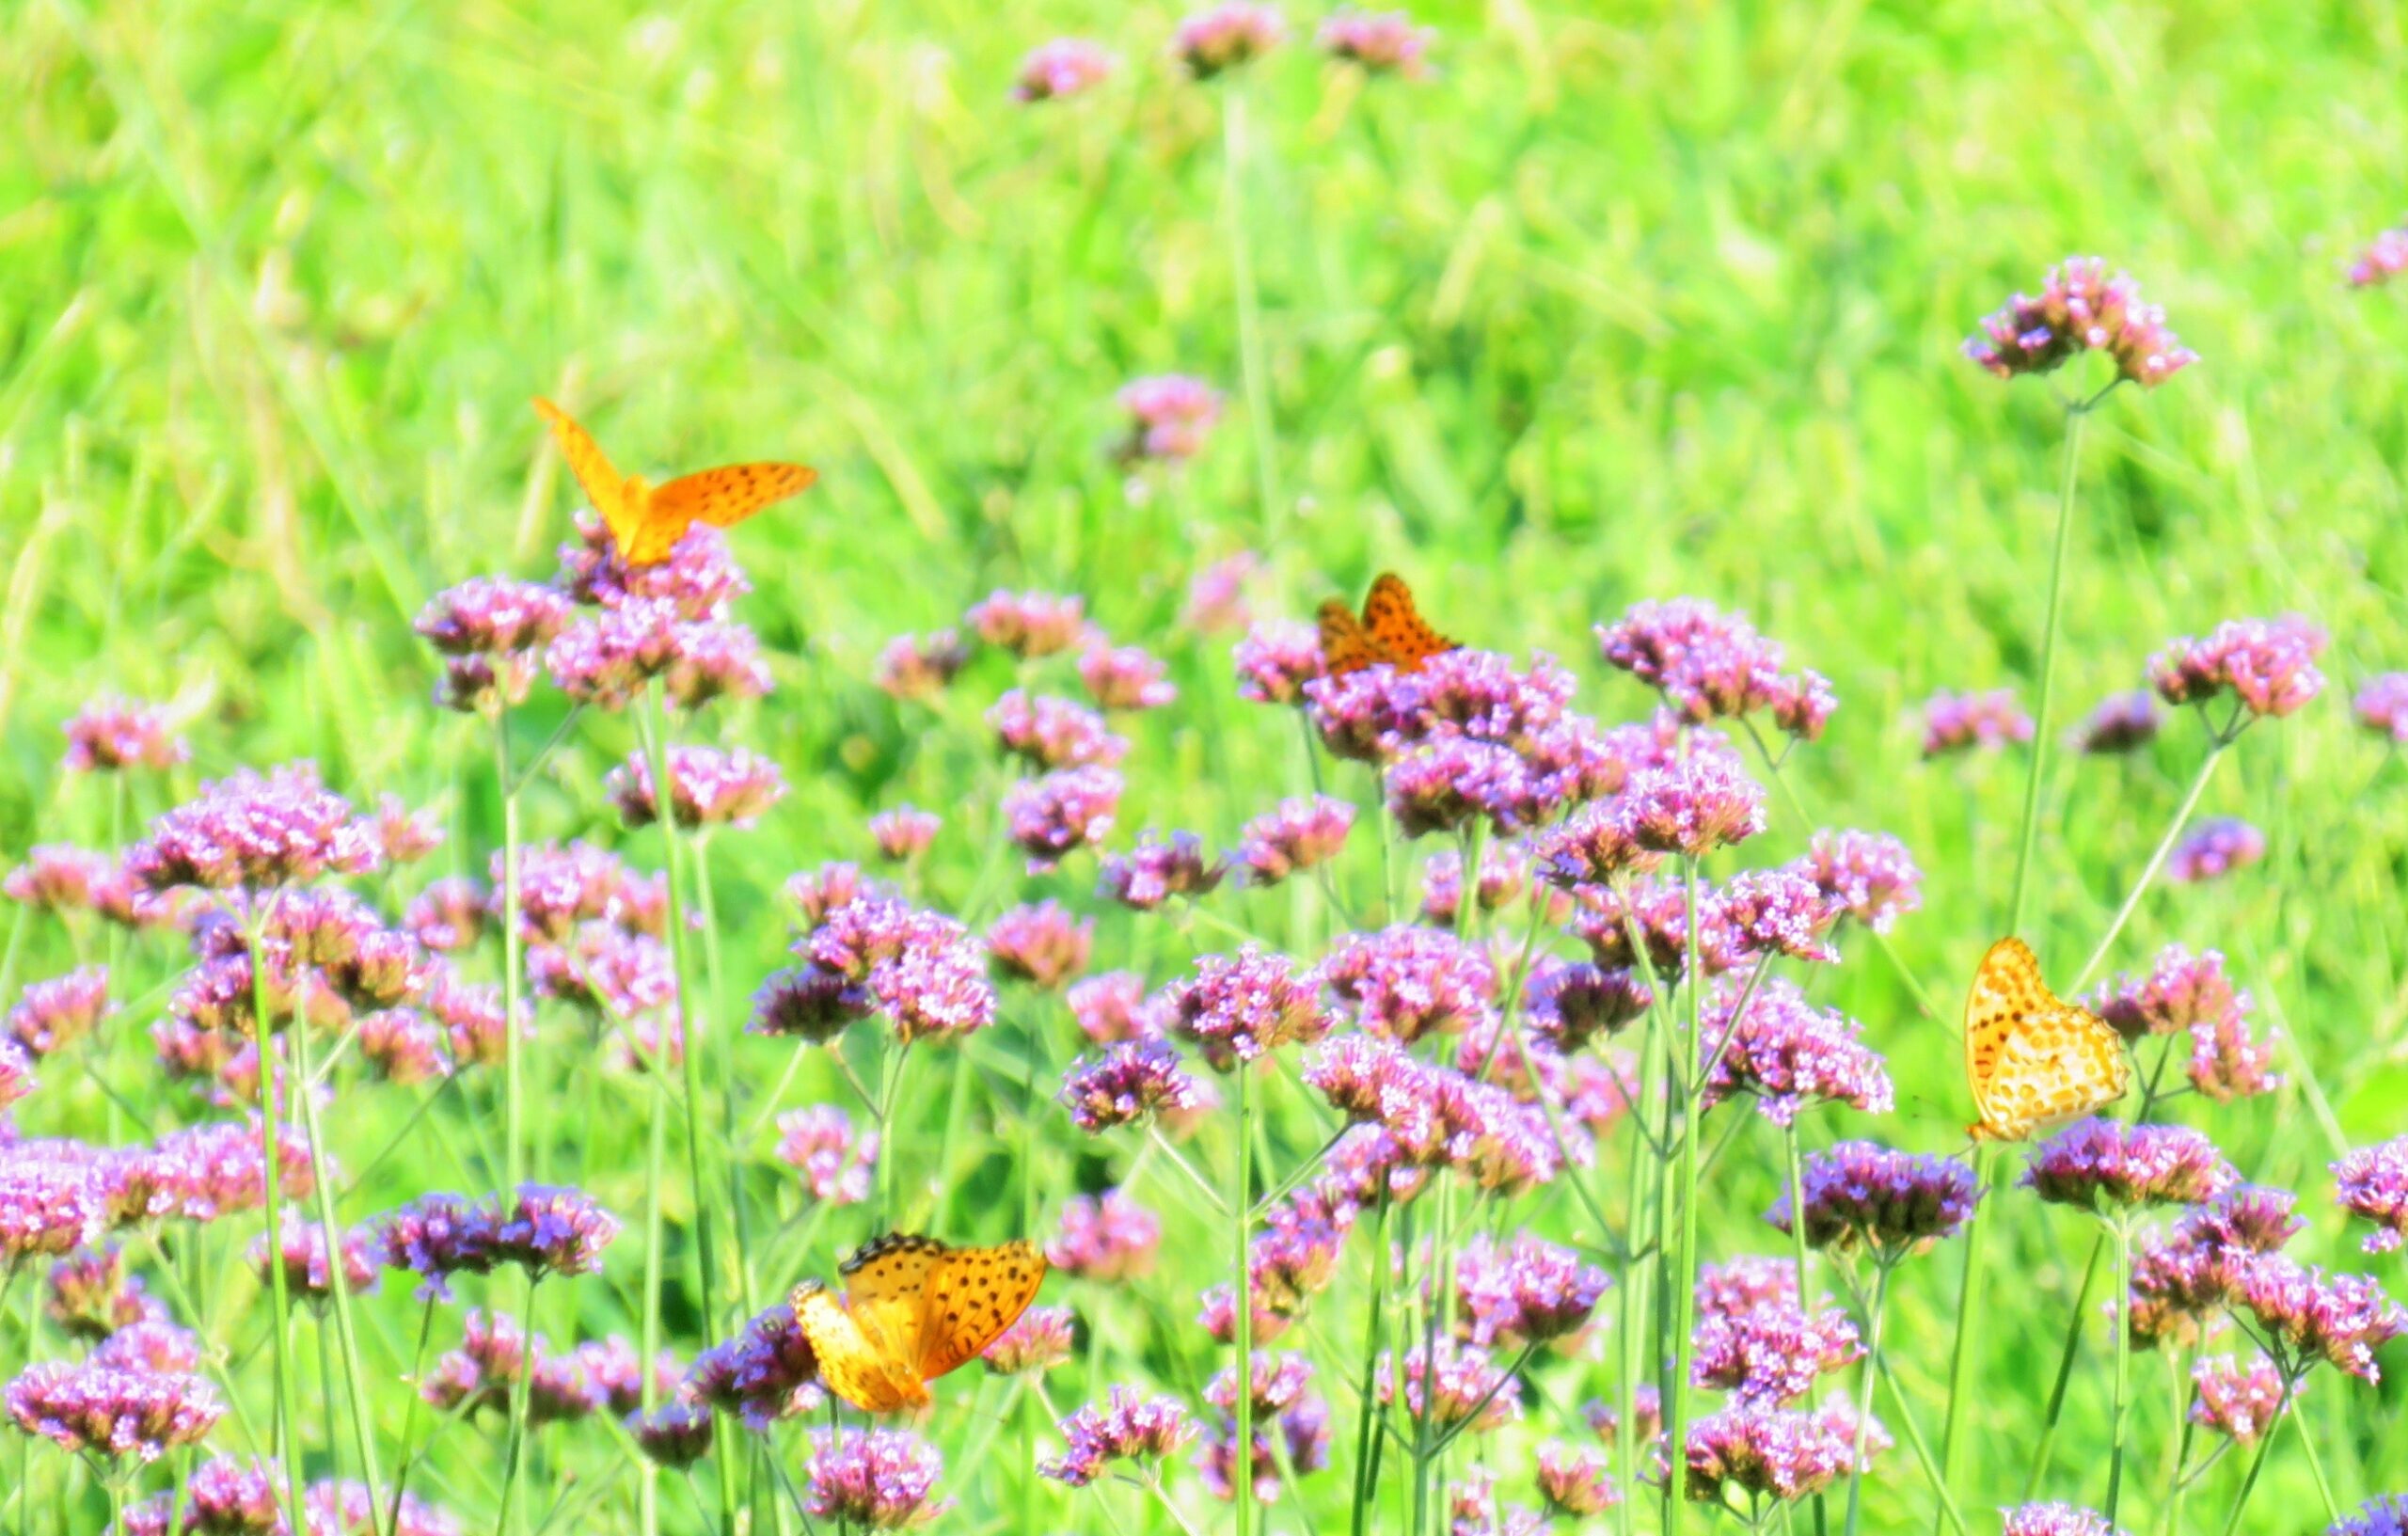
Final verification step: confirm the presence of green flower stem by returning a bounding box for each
[1664,855,1707,1536]
[2293,1391,2341,1525]
[2161,1362,2195,1536]
[1872,1362,1971,1536]
[640,679,737,1536]
[2217,1371,2300,1536]
[493,713,525,1192]
[1231,1058,1256,1536]
[1844,1261,1895,1536]
[2103,1214,2133,1527]
[2069,739,2230,992]
[385,1296,439,1536]
[2021,1232,2106,1497]
[1348,1196,1392,1536]
[493,1273,540,1536]
[1783,1122,1813,1316]
[637,1067,670,1536]
[1221,83,1282,546]
[690,837,759,1319]
[289,1011,390,1536]
[246,898,307,1536]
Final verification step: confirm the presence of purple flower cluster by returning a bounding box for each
[2022,1119,2236,1211]
[1174,3,1285,78]
[687,1304,821,1431]
[982,1306,1075,1375]
[1791,829,1924,933]
[2149,615,2327,721]
[989,690,1127,770]
[966,589,1091,660]
[1319,8,1434,75]
[1042,1388,1196,1487]
[1690,1296,1864,1406]
[1005,766,1125,868]
[1098,831,1227,911]
[1234,620,1324,705]
[2350,225,2408,288]
[129,764,381,891]
[774,1106,878,1205]
[2127,1187,2302,1349]
[0,1153,106,1262]
[1314,926,1495,1044]
[417,578,574,713]
[775,895,997,1044]
[1013,38,1116,103]
[1701,978,1893,1126]
[62,695,188,774]
[1049,1188,1161,1280]
[1767,1141,1979,1257]
[2354,673,2408,742]
[1534,1440,1619,1516]
[1523,960,1651,1052]
[2072,690,2162,754]
[7,967,113,1058]
[248,1215,385,1305]
[2000,1505,2121,1536]
[1079,641,1177,711]
[2334,1136,2408,1254]
[375,1185,618,1298]
[1419,844,1534,926]
[4,1360,221,1463]
[1237,795,1355,885]
[1455,1232,1609,1347]
[1115,374,1223,463]
[3,845,110,913]
[2333,1498,2408,1536]
[1059,1039,1210,1133]
[866,806,941,863]
[2188,1353,2292,1445]
[1920,688,2033,758]
[875,631,971,700]
[1962,257,2198,388]
[1156,947,1331,1070]
[544,594,769,712]
[605,745,786,830]
[2234,1259,2405,1382]
[804,1429,953,1527]
[1302,1034,1563,1196]
[1594,598,1836,738]
[1683,1401,1874,1505]
[1375,1339,1520,1437]
[2168,817,2266,884]
[986,901,1093,990]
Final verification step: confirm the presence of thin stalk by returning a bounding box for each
[1221,84,1282,544]
[1231,1061,1256,1536]
[291,1014,390,1536]
[1348,1197,1392,1536]
[1664,855,1706,1536]
[494,1275,540,1536]
[2069,741,2229,991]
[1844,1262,1894,1536]
[494,715,526,1191]
[2008,401,2089,932]
[385,1297,440,1536]
[2161,1363,2195,1536]
[1783,1123,1813,1317]
[2292,1393,2341,1524]
[691,838,759,1318]
[2216,1375,2295,1536]
[2103,1215,2132,1527]
[637,1069,669,1536]
[641,682,736,1536]
[2022,1234,2108,1496]
[246,899,308,1536]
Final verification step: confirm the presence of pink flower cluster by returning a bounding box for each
[1962,257,2198,388]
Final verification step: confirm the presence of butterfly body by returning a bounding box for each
[532,397,816,566]
[1963,937,2131,1142]
[790,1232,1048,1415]
[1317,572,1458,676]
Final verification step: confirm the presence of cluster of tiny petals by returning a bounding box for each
[2148,614,2328,720]
[372,1184,617,1297]
[248,1214,386,1302]
[986,901,1094,990]
[1048,1188,1161,1280]
[687,1303,822,1431]
[1174,2,1286,77]
[866,807,940,864]
[989,690,1127,769]
[2188,1005,2282,1101]
[2188,1354,2292,1444]
[965,589,1090,659]
[1235,620,1324,705]
[62,695,188,773]
[1155,946,1331,1069]
[1006,766,1124,868]
[2023,1119,2236,1211]
[1067,970,1148,1044]
[2085,944,2244,1041]
[800,896,996,1043]
[415,575,574,657]
[1963,257,2198,388]
[1702,977,1894,1126]
[128,764,380,891]
[1682,1402,1861,1504]
[2126,1187,2303,1350]
[118,1455,285,1535]
[773,1105,878,1205]
[2073,689,2163,753]
[1716,867,1843,963]
[2354,673,2408,741]
[1013,37,1116,102]
[1059,1038,1207,1132]
[1920,689,2034,758]
[1384,738,1541,836]
[1454,1232,1610,1346]
[1695,1256,1798,1321]
[1098,831,1227,911]
[1373,1339,1521,1435]
[2234,1259,2405,1382]
[552,515,749,618]
[1690,1296,1864,1406]
[4,1360,222,1463]
[1593,598,1835,737]
[0,1155,106,1260]
[1237,795,1356,885]
[1115,374,1223,463]
[1078,642,1177,711]
[1523,960,1651,1052]
[0,1039,36,1109]
[1041,1388,1197,1486]
[1618,752,1767,857]
[803,1429,953,1528]
[979,1306,1076,1376]
[544,596,770,711]
[1313,926,1495,1044]
[1184,552,1257,634]
[3,845,111,912]
[8,967,114,1057]
[1534,1440,1620,1516]
[1420,844,1533,926]
[1768,1140,1979,1254]
[605,745,786,829]
[2349,222,2408,288]
[2169,817,2266,884]
[875,630,971,701]
[2333,1135,2408,1253]
[2000,1504,2122,1536]
[1319,8,1434,73]
[1792,829,1924,934]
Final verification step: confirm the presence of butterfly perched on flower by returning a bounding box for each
[1316,572,1458,676]
[1964,937,2131,1142]
[789,1232,1048,1414]
[532,397,816,567]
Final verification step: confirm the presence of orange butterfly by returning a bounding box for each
[1317,572,1459,676]
[789,1232,1048,1414]
[1963,937,2131,1142]
[531,397,816,566]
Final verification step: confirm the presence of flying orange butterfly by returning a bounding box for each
[789,1232,1048,1414]
[1963,937,2131,1143]
[531,397,816,567]
[1317,572,1459,676]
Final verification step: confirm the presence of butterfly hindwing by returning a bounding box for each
[532,399,813,567]
[1318,597,1385,676]
[1360,571,1456,672]
[915,1240,1048,1383]
[531,398,637,553]
[1964,937,2129,1142]
[792,1280,919,1414]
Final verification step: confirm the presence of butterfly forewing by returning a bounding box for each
[532,398,638,553]
[1964,937,2130,1142]
[649,462,818,531]
[1360,572,1457,672]
[915,1241,1048,1382]
[1318,598,1385,676]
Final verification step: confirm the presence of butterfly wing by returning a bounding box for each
[1965,937,2129,1141]
[531,399,639,555]
[791,1281,915,1414]
[642,462,818,562]
[915,1240,1048,1384]
[1318,598,1385,676]
[1361,572,1457,673]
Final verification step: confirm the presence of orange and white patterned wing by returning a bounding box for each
[1360,572,1456,673]
[531,398,637,555]
[1318,597,1386,676]
[1965,937,2129,1141]
[914,1240,1048,1383]
[791,1281,919,1414]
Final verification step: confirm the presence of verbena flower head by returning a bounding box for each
[2168,817,2266,884]
[2332,1497,2408,1536]
[1048,1188,1161,1280]
[126,1119,317,1225]
[1570,876,1739,981]
[1963,257,2197,388]
[966,589,1089,660]
[2149,614,2327,721]
[2000,1505,2122,1536]
[1695,1256,1799,1321]
[1059,1039,1206,1132]
[1116,374,1223,463]
[774,1106,878,1205]
[1791,829,1923,933]
[629,1401,715,1470]
[2127,1187,2302,1349]
[1041,1388,1196,1487]
[989,690,1127,770]
[1683,1403,1857,1505]
[2188,1006,2281,1101]
[1237,796,1355,885]
[416,576,573,657]
[1013,37,1116,102]
[130,765,379,891]
[1384,739,1540,837]
[1702,978,1893,1127]
[981,1305,1075,1375]
[1067,971,1148,1044]
[1768,1141,1979,1258]
[2188,1353,2293,1445]
[1594,598,1834,737]
[1,1157,105,1262]
[1534,1440,1620,1517]
[1716,868,1843,964]
[545,597,769,711]
[2234,1259,2406,1382]
[4,846,111,913]
[1374,1340,1520,1437]
[1523,961,1650,1053]
[1690,1297,1863,1406]
[807,897,997,1043]
[119,1455,282,1535]
[1235,620,1324,705]
[1617,754,1767,858]
[2073,689,2163,753]
[688,1304,822,1432]
[1006,766,1123,868]
[804,1429,952,1528]
[1920,688,2033,758]
[986,901,1094,990]
[46,1246,160,1341]
[1078,641,1176,712]
[749,966,869,1046]
[1532,800,1660,889]
[307,1480,463,1536]
[2335,1135,2408,1254]
[62,696,187,774]
[1314,926,1495,1044]
[867,807,941,863]
[1455,1232,1609,1347]
[249,1214,384,1306]
[1420,844,1533,926]
[1582,1384,1664,1448]
[2023,1119,2236,1211]
[1175,3,1285,77]
[4,1361,221,1463]
[92,1320,204,1374]
[8,967,113,1058]
[875,630,971,701]
[2086,944,2244,1041]
[1199,1395,1331,1505]
[554,513,749,618]
[489,1184,620,1279]
[1156,947,1330,1070]
[1447,1472,1552,1536]
[2349,223,2408,288]
[505,840,664,942]
[2353,673,2408,742]
[606,745,786,830]
[1098,831,1227,911]
[1319,8,1434,74]
[375,1192,500,1300]
[1183,551,1257,634]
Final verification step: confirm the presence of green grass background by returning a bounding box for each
[4,0,2407,1530]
